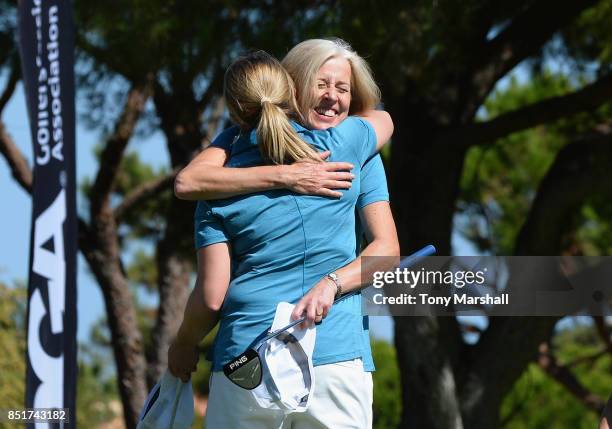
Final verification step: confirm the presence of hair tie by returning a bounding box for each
[260,96,273,105]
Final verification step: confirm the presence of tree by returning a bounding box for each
[371,339,402,429]
[1,1,330,427]
[368,325,612,429]
[0,282,121,428]
[0,282,26,422]
[501,323,612,429]
[331,1,612,427]
[3,0,612,427]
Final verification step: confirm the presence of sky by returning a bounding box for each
[0,78,170,342]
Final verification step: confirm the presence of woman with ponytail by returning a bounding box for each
[170,44,396,428]
[223,50,321,165]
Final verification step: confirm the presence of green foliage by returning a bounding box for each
[0,0,17,70]
[482,73,574,118]
[115,151,161,193]
[501,323,611,429]
[577,205,612,255]
[75,349,121,427]
[460,71,612,254]
[460,73,571,253]
[81,146,173,242]
[127,248,158,291]
[79,146,176,299]
[371,339,402,429]
[501,363,598,429]
[194,413,205,429]
[114,151,172,241]
[561,0,612,70]
[552,324,612,398]
[0,283,26,425]
[88,300,157,367]
[76,1,232,80]
[73,0,333,134]
[191,358,213,400]
[0,283,121,428]
[190,325,218,397]
[332,0,537,104]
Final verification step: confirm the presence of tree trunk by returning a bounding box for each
[395,316,465,429]
[388,107,612,427]
[80,214,147,429]
[459,317,559,428]
[146,197,195,387]
[388,107,469,427]
[147,94,207,386]
[388,115,468,256]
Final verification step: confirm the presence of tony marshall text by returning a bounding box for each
[373,293,509,306]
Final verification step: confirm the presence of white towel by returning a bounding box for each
[137,371,194,429]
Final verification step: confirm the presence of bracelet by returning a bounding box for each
[325,272,342,299]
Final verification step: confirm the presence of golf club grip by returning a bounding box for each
[398,244,436,269]
[271,244,437,335]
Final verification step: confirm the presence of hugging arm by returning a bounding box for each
[291,201,400,327]
[174,145,355,200]
[173,109,394,202]
[168,242,231,381]
[358,110,394,150]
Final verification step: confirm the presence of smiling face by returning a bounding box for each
[307,56,352,130]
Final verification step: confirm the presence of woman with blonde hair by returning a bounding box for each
[281,38,381,130]
[171,41,397,428]
[223,50,322,164]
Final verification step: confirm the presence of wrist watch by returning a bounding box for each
[326,272,342,299]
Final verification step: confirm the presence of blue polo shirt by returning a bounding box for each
[354,153,388,371]
[195,117,387,371]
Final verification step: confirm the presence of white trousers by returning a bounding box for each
[205,358,373,429]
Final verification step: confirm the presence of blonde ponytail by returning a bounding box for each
[224,51,321,165]
[257,100,320,164]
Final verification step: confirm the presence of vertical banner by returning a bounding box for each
[18,0,77,427]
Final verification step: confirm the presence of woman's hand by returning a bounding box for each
[167,339,200,382]
[284,151,355,198]
[291,277,337,329]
